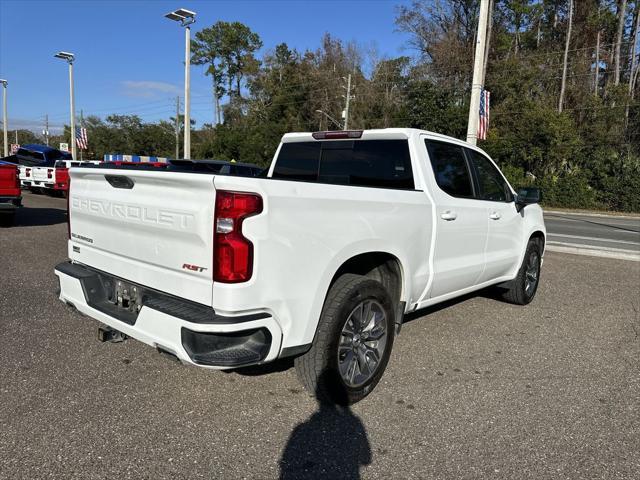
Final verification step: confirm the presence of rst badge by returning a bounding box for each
[182,263,207,273]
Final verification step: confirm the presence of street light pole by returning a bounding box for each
[0,79,7,157]
[184,23,191,159]
[68,60,76,160]
[55,52,76,159]
[165,8,196,160]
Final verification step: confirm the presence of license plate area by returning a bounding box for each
[113,279,143,314]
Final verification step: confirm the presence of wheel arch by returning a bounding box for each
[529,230,546,253]
[328,251,405,307]
[291,251,406,357]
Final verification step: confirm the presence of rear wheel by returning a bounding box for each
[295,274,395,405]
[500,239,542,305]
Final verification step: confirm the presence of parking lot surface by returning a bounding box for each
[1,192,639,479]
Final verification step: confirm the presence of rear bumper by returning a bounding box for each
[54,261,283,368]
[0,196,21,210]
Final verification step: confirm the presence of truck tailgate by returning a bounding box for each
[68,168,216,305]
[32,166,52,183]
[0,163,20,196]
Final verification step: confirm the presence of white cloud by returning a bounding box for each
[121,80,181,98]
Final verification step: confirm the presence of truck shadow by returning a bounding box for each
[236,289,505,376]
[278,370,371,480]
[231,358,295,376]
[402,287,503,325]
[12,207,67,227]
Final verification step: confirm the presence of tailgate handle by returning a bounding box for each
[105,175,134,189]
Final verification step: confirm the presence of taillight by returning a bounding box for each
[47,168,53,179]
[26,168,31,177]
[213,190,263,283]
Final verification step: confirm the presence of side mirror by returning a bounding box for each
[516,187,542,212]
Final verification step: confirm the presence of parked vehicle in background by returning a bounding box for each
[104,161,169,169]
[31,165,55,191]
[13,145,72,191]
[0,154,33,188]
[19,165,33,188]
[55,128,545,404]
[0,160,22,226]
[50,160,102,197]
[170,159,263,177]
[15,144,72,167]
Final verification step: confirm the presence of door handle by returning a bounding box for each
[440,211,457,221]
[489,212,501,220]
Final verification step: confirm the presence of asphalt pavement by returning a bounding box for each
[1,193,639,479]
[544,211,640,260]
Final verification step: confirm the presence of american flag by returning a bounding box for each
[478,88,490,141]
[75,127,88,150]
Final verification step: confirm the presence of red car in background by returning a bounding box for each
[0,161,22,226]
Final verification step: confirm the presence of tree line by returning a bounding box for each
[43,1,640,211]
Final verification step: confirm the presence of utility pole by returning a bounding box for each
[558,0,573,113]
[0,79,7,157]
[466,0,490,145]
[342,73,352,130]
[595,29,601,96]
[175,95,180,159]
[79,109,84,161]
[44,114,50,146]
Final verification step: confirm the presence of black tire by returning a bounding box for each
[500,239,542,305]
[295,273,396,405]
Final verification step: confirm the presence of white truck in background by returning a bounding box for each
[55,128,545,404]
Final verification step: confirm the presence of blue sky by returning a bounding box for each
[0,0,412,134]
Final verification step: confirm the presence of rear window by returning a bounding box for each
[272,139,414,189]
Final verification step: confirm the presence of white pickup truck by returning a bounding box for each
[55,128,545,404]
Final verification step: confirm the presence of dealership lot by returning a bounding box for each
[1,192,639,479]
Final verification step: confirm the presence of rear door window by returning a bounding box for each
[272,139,414,189]
[467,150,512,202]
[425,140,474,198]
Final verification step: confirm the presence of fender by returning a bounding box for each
[299,241,413,348]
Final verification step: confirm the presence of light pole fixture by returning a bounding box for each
[54,51,77,160]
[315,110,343,130]
[165,8,196,159]
[0,79,7,157]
